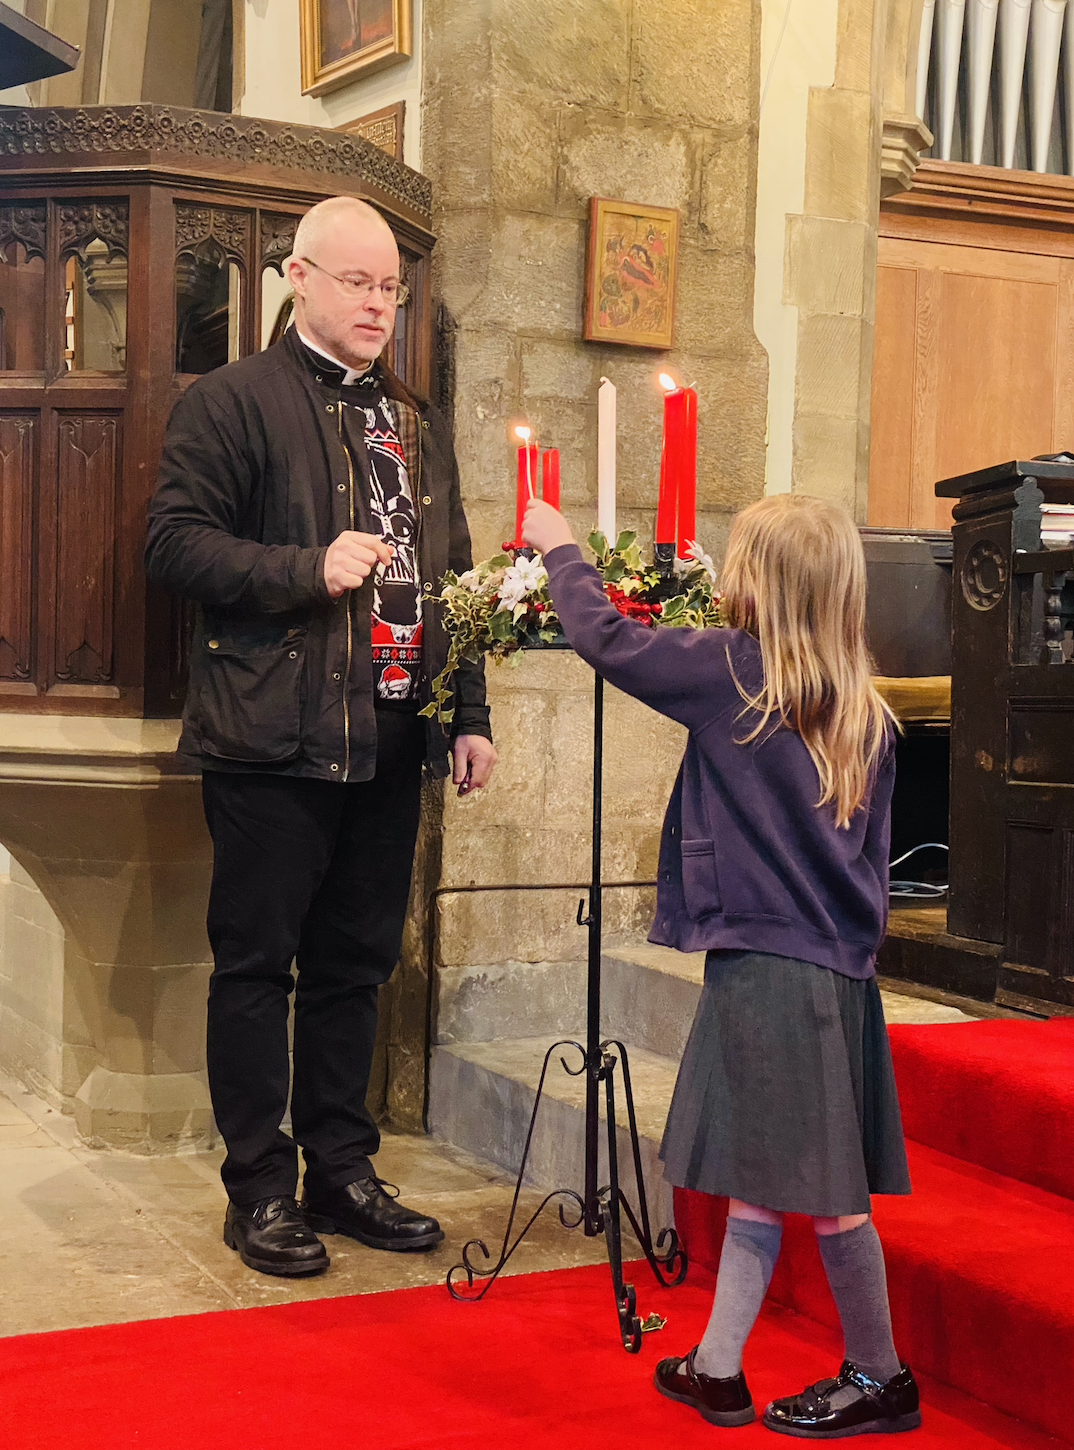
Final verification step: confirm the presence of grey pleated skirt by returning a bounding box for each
[660,949,911,1217]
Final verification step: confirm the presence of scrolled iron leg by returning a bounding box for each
[600,1047,643,1353]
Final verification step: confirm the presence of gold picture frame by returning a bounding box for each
[583,197,681,350]
[300,0,413,98]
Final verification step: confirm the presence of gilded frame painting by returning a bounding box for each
[300,0,413,98]
[583,197,680,350]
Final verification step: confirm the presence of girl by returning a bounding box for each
[522,493,917,1439]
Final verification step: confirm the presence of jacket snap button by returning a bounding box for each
[326,404,335,413]
[333,672,341,681]
[423,582,433,593]
[422,495,432,506]
[337,484,345,492]
[421,420,430,429]
[288,650,298,659]
[330,763,339,772]
[208,640,219,650]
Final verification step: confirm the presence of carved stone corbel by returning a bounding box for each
[881,113,935,196]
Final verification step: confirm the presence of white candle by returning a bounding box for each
[597,376,617,544]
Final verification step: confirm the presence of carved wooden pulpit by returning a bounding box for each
[938,459,1074,1010]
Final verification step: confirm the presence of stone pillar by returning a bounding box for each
[421,0,768,977]
[0,718,214,1150]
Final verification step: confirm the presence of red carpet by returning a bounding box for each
[676,1017,1074,1446]
[0,1262,1060,1450]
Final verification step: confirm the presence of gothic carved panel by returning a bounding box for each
[0,106,432,222]
[54,415,118,684]
[58,201,129,261]
[260,213,298,275]
[176,203,251,265]
[0,416,35,681]
[0,203,46,261]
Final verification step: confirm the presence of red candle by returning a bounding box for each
[541,448,560,509]
[514,440,537,542]
[656,379,683,545]
[676,386,698,558]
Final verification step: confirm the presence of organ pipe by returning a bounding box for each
[999,0,1033,167]
[937,0,968,158]
[966,0,1001,161]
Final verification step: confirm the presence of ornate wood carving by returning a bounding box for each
[0,417,34,681]
[0,203,46,261]
[54,416,117,685]
[57,201,129,261]
[260,213,298,275]
[175,203,251,265]
[0,105,432,223]
[1047,828,1074,977]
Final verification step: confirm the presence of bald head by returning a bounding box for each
[291,195,395,260]
[286,195,401,370]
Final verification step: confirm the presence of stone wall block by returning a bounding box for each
[481,648,591,695]
[802,88,877,225]
[795,312,871,418]
[152,964,212,1076]
[602,687,685,818]
[488,88,561,213]
[689,355,769,512]
[785,215,868,320]
[673,243,755,358]
[437,886,591,967]
[544,689,603,823]
[446,688,551,825]
[430,210,498,319]
[440,824,591,889]
[699,131,753,252]
[630,0,755,128]
[556,110,696,219]
[521,340,599,403]
[490,0,631,109]
[792,414,861,511]
[463,215,586,338]
[456,497,515,566]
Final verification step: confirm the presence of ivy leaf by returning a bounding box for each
[489,609,515,642]
[488,553,513,569]
[417,702,437,719]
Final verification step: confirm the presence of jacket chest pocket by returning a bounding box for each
[197,633,306,764]
[681,838,722,919]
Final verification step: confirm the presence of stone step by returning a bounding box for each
[428,1035,679,1231]
[434,943,707,1061]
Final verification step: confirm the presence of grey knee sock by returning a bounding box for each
[692,1216,783,1379]
[816,1220,901,1384]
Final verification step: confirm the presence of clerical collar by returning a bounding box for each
[297,330,374,387]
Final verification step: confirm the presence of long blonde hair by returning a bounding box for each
[720,494,895,828]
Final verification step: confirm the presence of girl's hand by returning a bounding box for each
[523,498,575,555]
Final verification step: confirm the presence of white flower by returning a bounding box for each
[455,568,484,593]
[495,557,547,612]
[685,539,718,584]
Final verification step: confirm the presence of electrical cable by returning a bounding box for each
[889,842,948,899]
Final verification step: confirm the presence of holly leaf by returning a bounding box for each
[588,530,609,560]
[614,530,637,553]
[489,609,515,642]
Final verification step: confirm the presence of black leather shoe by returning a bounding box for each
[654,1347,755,1427]
[301,1177,444,1252]
[223,1196,329,1277]
[764,1361,921,1438]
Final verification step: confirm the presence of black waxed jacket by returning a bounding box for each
[145,328,490,782]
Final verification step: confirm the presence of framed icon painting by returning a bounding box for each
[583,197,681,350]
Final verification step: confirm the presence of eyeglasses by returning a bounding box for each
[300,257,410,306]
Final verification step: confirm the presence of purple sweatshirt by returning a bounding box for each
[543,545,895,979]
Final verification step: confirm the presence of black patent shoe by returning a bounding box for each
[301,1177,445,1252]
[654,1347,755,1427]
[764,1361,921,1438]
[223,1196,329,1277]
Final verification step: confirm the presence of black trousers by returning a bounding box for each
[201,710,425,1204]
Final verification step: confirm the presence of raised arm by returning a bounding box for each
[541,543,732,731]
[145,383,332,614]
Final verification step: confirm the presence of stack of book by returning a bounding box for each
[1040,503,1074,549]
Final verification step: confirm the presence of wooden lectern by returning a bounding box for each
[937,459,1074,1010]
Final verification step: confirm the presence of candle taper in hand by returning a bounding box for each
[522,497,576,556]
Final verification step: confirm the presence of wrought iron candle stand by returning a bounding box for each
[447,632,688,1353]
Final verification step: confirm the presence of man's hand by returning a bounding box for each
[452,734,498,797]
[324,531,394,599]
[522,498,575,556]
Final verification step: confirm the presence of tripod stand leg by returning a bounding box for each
[601,1048,642,1353]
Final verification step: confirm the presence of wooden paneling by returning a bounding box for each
[53,414,118,687]
[870,167,1074,530]
[0,415,34,684]
[870,241,1068,529]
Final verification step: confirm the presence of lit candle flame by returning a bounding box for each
[658,373,678,392]
[515,425,532,442]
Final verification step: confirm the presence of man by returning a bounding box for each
[146,196,496,1278]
